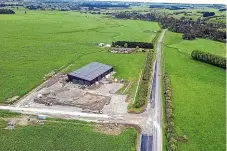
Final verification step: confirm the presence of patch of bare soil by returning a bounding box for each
[4,116,40,129]
[94,123,126,135]
[5,96,20,103]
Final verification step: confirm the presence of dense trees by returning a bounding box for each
[0,9,15,14]
[80,2,129,8]
[182,32,196,40]
[191,50,226,69]
[25,1,129,11]
[26,5,41,10]
[203,12,215,17]
[112,41,154,49]
[134,50,154,108]
[158,17,226,42]
[0,3,23,7]
[149,4,186,10]
[25,3,80,11]
[114,12,226,42]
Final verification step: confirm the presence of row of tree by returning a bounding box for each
[164,73,180,151]
[191,50,226,69]
[114,12,226,42]
[112,41,154,49]
[219,8,226,11]
[134,50,154,108]
[0,9,15,14]
[25,3,81,11]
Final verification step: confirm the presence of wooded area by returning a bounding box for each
[114,12,226,42]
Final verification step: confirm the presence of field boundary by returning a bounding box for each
[128,27,162,113]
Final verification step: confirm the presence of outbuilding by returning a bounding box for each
[67,62,113,85]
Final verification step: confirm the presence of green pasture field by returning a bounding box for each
[163,31,226,150]
[0,10,160,102]
[0,115,137,151]
[167,8,226,23]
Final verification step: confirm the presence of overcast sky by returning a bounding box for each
[99,0,226,4]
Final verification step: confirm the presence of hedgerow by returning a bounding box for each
[191,50,226,69]
[164,73,178,151]
[134,50,154,108]
[112,41,154,49]
[0,9,15,14]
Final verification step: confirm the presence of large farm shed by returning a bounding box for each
[67,62,113,85]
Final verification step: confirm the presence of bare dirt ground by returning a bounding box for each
[94,123,126,135]
[1,115,41,130]
[15,75,128,115]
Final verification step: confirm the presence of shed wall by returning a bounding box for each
[68,67,113,86]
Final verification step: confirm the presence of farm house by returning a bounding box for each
[67,62,113,85]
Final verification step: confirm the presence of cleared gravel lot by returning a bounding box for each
[15,75,128,115]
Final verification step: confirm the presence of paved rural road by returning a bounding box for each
[140,29,167,151]
[152,29,167,151]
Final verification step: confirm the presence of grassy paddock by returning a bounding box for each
[163,8,226,23]
[164,31,226,151]
[0,10,160,102]
[0,116,138,151]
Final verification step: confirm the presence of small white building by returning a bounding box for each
[104,44,111,48]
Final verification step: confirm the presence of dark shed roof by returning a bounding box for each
[68,62,113,81]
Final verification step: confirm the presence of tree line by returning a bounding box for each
[219,8,226,11]
[0,3,23,7]
[112,41,154,49]
[134,50,154,108]
[164,73,178,151]
[114,12,226,43]
[80,3,129,8]
[191,50,226,69]
[164,73,189,151]
[0,9,15,14]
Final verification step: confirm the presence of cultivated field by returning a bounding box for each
[0,10,160,102]
[164,31,226,150]
[0,111,138,151]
